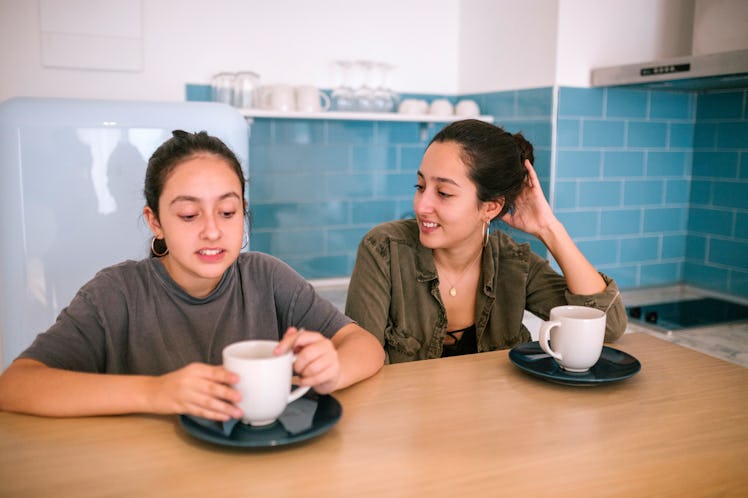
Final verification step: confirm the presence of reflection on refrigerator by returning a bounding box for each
[0,97,248,368]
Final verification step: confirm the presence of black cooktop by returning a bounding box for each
[626,297,748,330]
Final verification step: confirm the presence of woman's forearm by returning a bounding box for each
[537,219,606,295]
[331,324,385,390]
[0,359,155,417]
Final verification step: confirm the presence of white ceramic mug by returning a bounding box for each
[429,98,454,116]
[223,340,310,426]
[397,98,428,115]
[259,84,296,111]
[296,85,331,112]
[538,305,606,372]
[455,99,481,117]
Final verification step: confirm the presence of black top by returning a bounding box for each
[441,325,478,357]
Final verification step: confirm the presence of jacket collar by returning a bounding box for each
[414,239,438,283]
[412,231,499,298]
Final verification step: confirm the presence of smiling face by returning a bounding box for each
[144,154,245,298]
[414,141,501,253]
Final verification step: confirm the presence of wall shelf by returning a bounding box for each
[240,109,494,140]
[239,108,494,124]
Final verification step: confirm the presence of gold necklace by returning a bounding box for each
[436,249,483,297]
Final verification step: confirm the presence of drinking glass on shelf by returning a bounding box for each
[210,72,235,105]
[352,60,375,112]
[232,71,260,109]
[331,60,356,112]
[372,62,396,112]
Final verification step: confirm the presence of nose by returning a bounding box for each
[200,213,221,240]
[414,190,434,215]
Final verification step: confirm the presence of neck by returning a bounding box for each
[433,243,483,298]
[432,242,484,273]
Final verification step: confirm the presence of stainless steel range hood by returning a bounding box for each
[591,0,748,91]
[591,49,748,91]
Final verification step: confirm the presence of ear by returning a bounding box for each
[481,198,504,221]
[143,206,163,238]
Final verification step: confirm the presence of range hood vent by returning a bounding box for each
[591,49,748,91]
[591,0,748,91]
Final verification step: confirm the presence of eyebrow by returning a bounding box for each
[416,170,461,187]
[169,192,242,206]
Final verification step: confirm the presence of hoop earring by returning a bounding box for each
[151,236,169,257]
[241,231,249,249]
[483,222,490,248]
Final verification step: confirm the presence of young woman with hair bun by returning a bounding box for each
[346,119,626,364]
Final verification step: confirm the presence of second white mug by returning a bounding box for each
[259,84,296,111]
[538,305,606,372]
[429,98,454,116]
[296,85,331,112]
[398,98,428,115]
[455,99,481,117]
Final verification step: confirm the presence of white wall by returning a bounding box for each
[0,0,700,102]
[0,0,459,102]
[692,0,748,55]
[555,0,694,87]
[458,0,558,92]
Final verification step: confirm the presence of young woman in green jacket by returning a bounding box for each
[345,119,626,364]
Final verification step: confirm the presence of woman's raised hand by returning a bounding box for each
[499,160,559,238]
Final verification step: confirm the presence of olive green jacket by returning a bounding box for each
[345,219,627,364]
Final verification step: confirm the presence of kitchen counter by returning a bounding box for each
[620,284,748,368]
[312,279,748,368]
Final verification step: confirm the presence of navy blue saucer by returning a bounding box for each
[179,392,342,448]
[509,341,641,386]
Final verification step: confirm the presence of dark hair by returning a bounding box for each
[144,130,246,219]
[144,130,247,257]
[429,119,533,219]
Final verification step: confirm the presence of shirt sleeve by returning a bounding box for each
[269,257,352,338]
[523,251,627,342]
[18,277,115,372]
[344,230,392,347]
[564,273,627,342]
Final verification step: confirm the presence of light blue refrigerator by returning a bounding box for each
[0,97,249,369]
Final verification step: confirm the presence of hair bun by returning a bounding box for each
[512,132,535,165]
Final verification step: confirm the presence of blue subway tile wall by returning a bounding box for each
[247,88,555,277]
[558,85,748,295]
[247,118,432,278]
[185,83,746,296]
[556,86,696,289]
[688,89,748,295]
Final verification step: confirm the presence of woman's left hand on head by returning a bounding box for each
[499,160,557,237]
[275,327,341,394]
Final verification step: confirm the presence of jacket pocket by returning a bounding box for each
[384,324,422,359]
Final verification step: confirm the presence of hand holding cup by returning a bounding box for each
[275,327,341,394]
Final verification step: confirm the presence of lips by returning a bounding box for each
[196,248,225,262]
[419,219,440,234]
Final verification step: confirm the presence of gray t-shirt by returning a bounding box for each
[20,252,351,375]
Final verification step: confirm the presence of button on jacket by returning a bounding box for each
[345,219,627,364]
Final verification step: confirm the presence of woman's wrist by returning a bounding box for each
[535,217,567,251]
[139,375,165,414]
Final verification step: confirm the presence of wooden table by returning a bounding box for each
[1,333,746,497]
